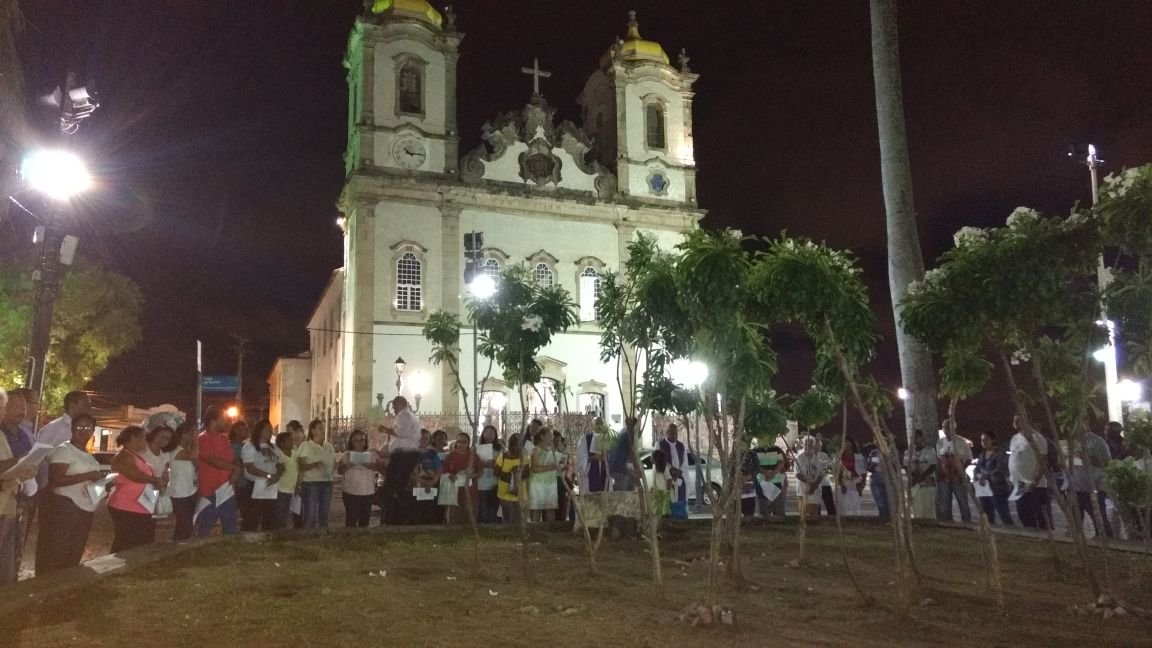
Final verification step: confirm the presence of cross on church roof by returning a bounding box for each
[520,57,552,98]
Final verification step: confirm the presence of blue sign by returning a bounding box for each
[201,375,240,393]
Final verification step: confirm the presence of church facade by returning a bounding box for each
[307,1,702,430]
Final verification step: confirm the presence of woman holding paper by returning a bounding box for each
[142,425,174,520]
[274,432,301,529]
[440,432,483,525]
[297,419,336,528]
[168,422,199,540]
[338,429,377,527]
[37,414,103,574]
[241,420,282,531]
[475,425,501,524]
[109,426,165,553]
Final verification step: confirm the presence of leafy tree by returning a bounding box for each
[0,262,143,411]
[901,207,1108,600]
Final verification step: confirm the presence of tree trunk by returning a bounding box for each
[869,0,939,443]
[834,401,871,604]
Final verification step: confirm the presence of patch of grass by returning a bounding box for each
[5,522,1152,648]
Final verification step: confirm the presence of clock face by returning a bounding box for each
[392,136,427,170]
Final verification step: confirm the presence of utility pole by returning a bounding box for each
[232,334,249,417]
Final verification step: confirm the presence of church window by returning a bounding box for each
[534,262,555,288]
[395,252,422,311]
[482,258,502,283]
[579,266,601,322]
[645,104,666,149]
[398,63,423,115]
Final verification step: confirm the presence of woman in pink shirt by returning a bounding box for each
[109,426,165,553]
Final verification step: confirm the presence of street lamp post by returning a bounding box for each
[19,150,91,423]
[394,357,406,396]
[1082,144,1123,424]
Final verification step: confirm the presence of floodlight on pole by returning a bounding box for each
[1117,379,1143,404]
[469,273,496,299]
[21,150,91,201]
[897,387,910,401]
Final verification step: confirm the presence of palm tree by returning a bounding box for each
[869,0,939,440]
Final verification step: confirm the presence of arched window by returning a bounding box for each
[482,258,502,283]
[645,103,666,149]
[395,252,422,311]
[579,266,601,322]
[398,63,423,114]
[534,262,555,288]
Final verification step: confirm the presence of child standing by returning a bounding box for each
[650,449,673,518]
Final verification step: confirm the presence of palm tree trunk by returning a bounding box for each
[870,0,939,443]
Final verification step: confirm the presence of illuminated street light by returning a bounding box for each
[1117,379,1143,403]
[897,387,910,401]
[225,405,239,419]
[670,359,709,388]
[21,149,92,201]
[411,369,431,411]
[469,273,496,299]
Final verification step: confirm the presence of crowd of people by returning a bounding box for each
[792,415,1144,540]
[2,383,1148,584]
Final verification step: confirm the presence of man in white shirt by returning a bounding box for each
[380,396,422,525]
[906,429,937,520]
[935,419,973,524]
[35,391,91,449]
[1008,416,1049,529]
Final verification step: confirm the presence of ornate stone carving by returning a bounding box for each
[519,139,562,186]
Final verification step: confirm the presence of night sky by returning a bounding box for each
[10,1,1152,432]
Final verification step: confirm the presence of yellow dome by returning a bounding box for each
[607,11,669,65]
[372,0,443,29]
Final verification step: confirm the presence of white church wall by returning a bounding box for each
[371,323,442,412]
[373,201,445,319]
[459,208,620,282]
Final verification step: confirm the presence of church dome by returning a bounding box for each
[371,0,443,29]
[603,11,669,66]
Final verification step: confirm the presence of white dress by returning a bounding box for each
[529,449,559,511]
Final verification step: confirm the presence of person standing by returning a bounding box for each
[440,432,482,525]
[836,438,865,516]
[338,429,377,528]
[296,419,336,528]
[36,414,103,574]
[866,445,890,521]
[936,419,973,523]
[1009,417,1049,529]
[580,417,610,495]
[242,420,282,531]
[1103,421,1126,461]
[608,418,636,492]
[108,426,164,553]
[273,431,301,529]
[475,425,502,524]
[35,391,90,448]
[0,390,34,575]
[1069,426,1113,538]
[141,425,174,521]
[650,449,673,518]
[795,436,830,518]
[495,433,524,524]
[752,443,788,519]
[907,429,938,520]
[974,432,1013,526]
[380,397,422,525]
[529,428,561,522]
[0,389,37,584]
[658,424,688,519]
[167,422,199,541]
[196,407,241,537]
[228,420,254,530]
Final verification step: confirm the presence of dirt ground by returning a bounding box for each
[4,520,1151,648]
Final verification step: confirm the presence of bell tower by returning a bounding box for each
[344,0,463,177]
[579,10,698,206]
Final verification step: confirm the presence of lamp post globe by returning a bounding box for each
[21,149,92,201]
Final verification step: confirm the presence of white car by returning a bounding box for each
[638,448,725,505]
